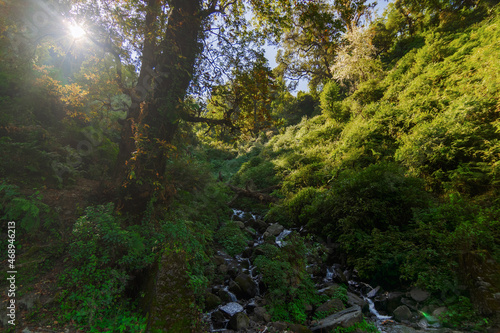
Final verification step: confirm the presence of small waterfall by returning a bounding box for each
[231,209,245,220]
[223,286,238,302]
[364,297,392,321]
[324,266,334,282]
[254,235,264,247]
[275,229,292,247]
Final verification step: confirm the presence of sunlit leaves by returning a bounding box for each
[202,55,277,140]
[330,25,383,92]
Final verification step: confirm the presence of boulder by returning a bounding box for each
[272,322,288,331]
[367,286,381,298]
[227,262,240,279]
[264,223,284,237]
[249,219,268,233]
[410,287,430,302]
[289,323,313,333]
[316,299,345,315]
[347,291,368,311]
[19,293,40,311]
[211,310,227,329]
[386,292,405,314]
[218,289,236,303]
[310,305,362,332]
[218,264,228,275]
[393,305,413,322]
[213,255,226,266]
[432,306,447,318]
[235,273,258,299]
[228,280,244,299]
[228,312,250,330]
[253,306,271,323]
[320,284,341,297]
[234,221,245,229]
[204,293,222,311]
[220,302,244,317]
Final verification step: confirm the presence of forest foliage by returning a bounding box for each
[1,0,500,331]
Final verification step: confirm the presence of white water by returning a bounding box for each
[365,297,392,321]
[275,229,292,247]
[231,209,246,220]
[223,286,237,302]
[324,266,334,282]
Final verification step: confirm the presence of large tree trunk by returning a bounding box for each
[115,0,203,213]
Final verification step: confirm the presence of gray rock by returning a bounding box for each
[211,310,227,329]
[432,306,448,318]
[235,273,257,299]
[386,292,405,313]
[220,302,244,317]
[310,305,362,332]
[228,312,250,330]
[272,321,288,331]
[253,306,271,323]
[218,264,228,275]
[319,284,340,297]
[234,221,245,229]
[410,287,430,302]
[213,255,226,266]
[227,262,240,279]
[393,305,413,322]
[316,299,345,315]
[249,219,268,233]
[204,293,222,311]
[367,286,381,298]
[289,323,313,333]
[218,289,236,303]
[347,291,368,310]
[265,223,284,236]
[228,281,244,299]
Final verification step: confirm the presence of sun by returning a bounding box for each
[69,23,86,39]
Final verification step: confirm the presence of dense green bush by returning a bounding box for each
[232,155,278,189]
[60,203,155,331]
[304,163,428,237]
[215,221,250,256]
[0,181,52,232]
[254,236,327,323]
[402,195,500,293]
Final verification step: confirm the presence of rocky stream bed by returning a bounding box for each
[202,209,471,333]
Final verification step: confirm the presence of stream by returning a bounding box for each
[204,209,456,332]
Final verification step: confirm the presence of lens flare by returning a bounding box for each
[69,23,86,39]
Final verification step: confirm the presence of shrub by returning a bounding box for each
[306,162,429,238]
[60,203,155,331]
[254,236,327,324]
[232,155,278,189]
[0,181,52,232]
[216,221,250,256]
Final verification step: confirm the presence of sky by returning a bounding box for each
[265,0,390,93]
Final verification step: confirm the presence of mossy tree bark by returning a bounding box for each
[115,0,204,213]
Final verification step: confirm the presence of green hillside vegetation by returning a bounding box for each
[1,0,500,332]
[239,0,500,316]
